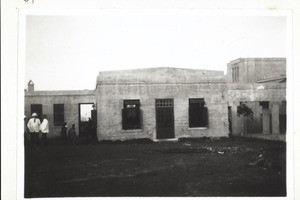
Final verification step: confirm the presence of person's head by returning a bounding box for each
[31,113,38,118]
[42,114,47,119]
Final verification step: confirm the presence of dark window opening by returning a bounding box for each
[122,100,141,130]
[54,104,64,126]
[259,101,269,109]
[31,104,43,120]
[280,114,286,134]
[189,98,208,128]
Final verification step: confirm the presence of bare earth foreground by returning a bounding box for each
[25,137,286,197]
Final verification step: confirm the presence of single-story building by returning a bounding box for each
[96,67,228,141]
[24,58,286,141]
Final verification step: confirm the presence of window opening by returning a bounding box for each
[122,100,141,130]
[53,104,64,126]
[189,98,208,128]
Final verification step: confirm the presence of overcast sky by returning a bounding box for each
[25,11,287,90]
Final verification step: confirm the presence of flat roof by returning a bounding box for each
[97,67,226,85]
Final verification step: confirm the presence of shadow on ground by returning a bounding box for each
[25,137,286,197]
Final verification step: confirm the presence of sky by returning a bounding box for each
[25,11,287,90]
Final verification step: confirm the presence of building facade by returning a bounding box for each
[227,58,286,141]
[96,67,228,141]
[24,58,286,141]
[25,81,95,138]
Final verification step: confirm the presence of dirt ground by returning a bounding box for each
[24,137,286,197]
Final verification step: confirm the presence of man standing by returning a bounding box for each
[27,113,41,148]
[40,115,49,145]
[61,122,67,144]
[68,124,77,145]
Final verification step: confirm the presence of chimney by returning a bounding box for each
[28,80,34,92]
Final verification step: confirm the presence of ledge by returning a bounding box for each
[188,127,208,130]
[122,129,143,133]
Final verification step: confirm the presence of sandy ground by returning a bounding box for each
[24,137,286,197]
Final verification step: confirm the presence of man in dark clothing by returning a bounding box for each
[61,122,67,144]
[68,124,77,145]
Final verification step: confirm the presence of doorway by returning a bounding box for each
[78,103,94,137]
[155,99,175,139]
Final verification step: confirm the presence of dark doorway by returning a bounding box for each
[228,106,232,135]
[31,104,42,120]
[91,109,97,139]
[155,99,175,139]
[78,103,94,137]
[279,114,286,134]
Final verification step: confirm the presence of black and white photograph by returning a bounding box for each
[3,0,300,197]
[19,10,292,198]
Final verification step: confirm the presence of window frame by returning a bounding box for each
[122,99,141,130]
[188,98,208,128]
[53,104,65,126]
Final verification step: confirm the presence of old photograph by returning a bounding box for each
[22,10,288,198]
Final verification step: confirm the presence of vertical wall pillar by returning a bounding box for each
[271,103,280,134]
[231,102,243,135]
[231,104,237,135]
[262,107,270,134]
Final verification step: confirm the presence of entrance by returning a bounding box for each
[78,103,95,137]
[155,99,175,139]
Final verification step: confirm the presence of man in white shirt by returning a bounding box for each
[27,113,41,147]
[40,115,49,145]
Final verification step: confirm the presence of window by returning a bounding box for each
[189,98,208,128]
[122,100,141,130]
[259,101,269,109]
[31,104,43,120]
[232,66,239,82]
[54,104,64,126]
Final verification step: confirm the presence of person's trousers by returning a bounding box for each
[30,132,40,147]
[41,133,48,145]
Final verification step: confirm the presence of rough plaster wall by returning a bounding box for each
[227,83,286,102]
[97,83,229,141]
[254,59,286,81]
[227,58,285,83]
[25,94,95,138]
[228,82,286,136]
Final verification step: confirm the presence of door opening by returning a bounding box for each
[78,103,94,137]
[155,99,175,139]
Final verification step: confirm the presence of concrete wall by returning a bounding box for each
[227,83,286,102]
[227,58,286,83]
[25,90,95,137]
[96,70,229,140]
[227,83,286,136]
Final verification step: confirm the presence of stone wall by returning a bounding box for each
[227,83,286,136]
[96,81,229,141]
[227,58,286,83]
[25,90,95,137]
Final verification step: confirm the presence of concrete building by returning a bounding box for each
[25,84,95,138]
[227,58,286,141]
[96,67,228,141]
[24,58,286,141]
[227,58,286,83]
